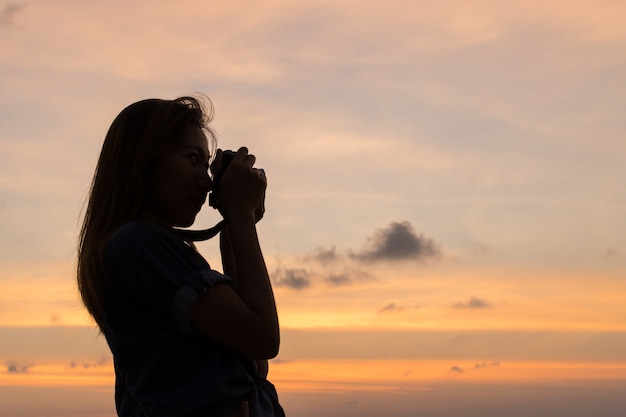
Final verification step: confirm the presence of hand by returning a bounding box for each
[212,147,266,221]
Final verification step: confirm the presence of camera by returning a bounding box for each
[177,149,262,242]
[209,149,237,209]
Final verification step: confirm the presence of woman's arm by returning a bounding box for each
[189,148,279,360]
[220,194,264,290]
[220,229,237,288]
[221,212,271,375]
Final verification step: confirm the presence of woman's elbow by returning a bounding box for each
[253,331,280,360]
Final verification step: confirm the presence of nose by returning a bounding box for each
[199,169,213,192]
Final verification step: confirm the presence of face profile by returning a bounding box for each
[143,126,212,228]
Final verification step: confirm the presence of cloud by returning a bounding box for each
[350,221,442,262]
[5,360,33,374]
[272,267,311,290]
[0,3,26,28]
[451,361,500,374]
[453,296,492,309]
[474,361,500,369]
[67,357,108,370]
[271,264,375,290]
[305,246,339,263]
[81,357,107,369]
[378,303,403,313]
[324,268,375,287]
[326,273,351,287]
[377,302,419,314]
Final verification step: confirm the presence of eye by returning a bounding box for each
[188,153,200,165]
[187,150,210,170]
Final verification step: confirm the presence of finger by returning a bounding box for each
[245,153,256,167]
[235,147,249,160]
[234,146,257,167]
[254,170,267,189]
[254,168,266,180]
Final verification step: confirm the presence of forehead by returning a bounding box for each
[178,126,209,153]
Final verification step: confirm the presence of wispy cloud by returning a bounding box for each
[377,301,419,314]
[474,361,500,369]
[272,265,374,290]
[305,246,339,263]
[0,3,26,28]
[67,356,108,370]
[272,267,311,290]
[5,359,34,374]
[324,268,375,288]
[378,303,403,314]
[451,361,501,374]
[325,273,351,287]
[350,221,442,262]
[302,222,443,266]
[453,296,492,309]
[273,221,439,292]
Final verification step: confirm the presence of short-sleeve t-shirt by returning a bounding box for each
[102,221,283,417]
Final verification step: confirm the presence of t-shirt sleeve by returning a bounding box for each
[172,269,232,334]
[104,223,232,334]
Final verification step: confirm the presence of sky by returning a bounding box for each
[1,0,625,415]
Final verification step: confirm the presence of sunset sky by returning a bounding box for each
[1,0,625,416]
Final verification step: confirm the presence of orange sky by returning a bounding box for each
[1,0,626,416]
[2,357,625,417]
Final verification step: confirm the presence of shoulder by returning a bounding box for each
[106,221,176,264]
[106,221,206,271]
[108,221,179,251]
[109,221,153,249]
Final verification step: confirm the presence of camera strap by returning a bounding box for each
[172,220,227,242]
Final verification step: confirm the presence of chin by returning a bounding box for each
[177,218,197,228]
[173,207,201,228]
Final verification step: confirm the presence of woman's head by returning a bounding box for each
[94,96,216,226]
[78,95,216,327]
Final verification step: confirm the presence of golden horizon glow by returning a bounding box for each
[271,267,626,332]
[2,264,626,331]
[2,359,625,392]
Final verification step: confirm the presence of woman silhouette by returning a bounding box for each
[77,96,284,417]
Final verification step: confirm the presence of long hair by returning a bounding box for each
[77,96,216,328]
